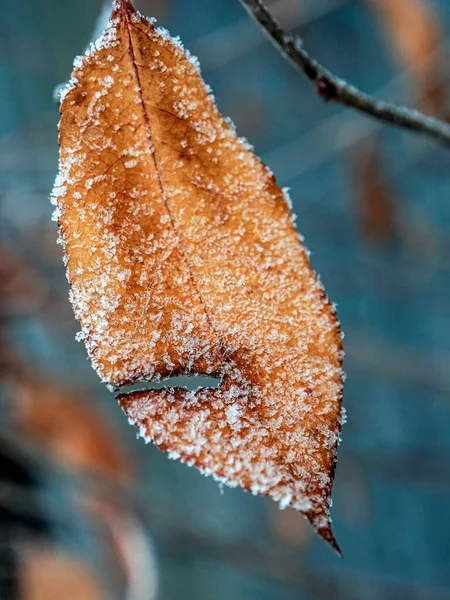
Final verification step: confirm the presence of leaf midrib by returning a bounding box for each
[120,3,226,360]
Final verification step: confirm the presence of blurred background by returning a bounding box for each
[1,0,450,598]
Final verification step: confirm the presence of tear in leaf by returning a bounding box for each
[52,0,344,553]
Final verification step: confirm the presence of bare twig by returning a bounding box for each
[237,0,450,146]
[265,37,450,184]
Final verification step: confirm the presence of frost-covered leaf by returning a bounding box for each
[53,0,343,552]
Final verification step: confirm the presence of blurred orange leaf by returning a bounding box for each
[351,138,398,243]
[20,547,104,600]
[269,503,312,547]
[0,247,48,317]
[368,0,447,116]
[13,377,133,483]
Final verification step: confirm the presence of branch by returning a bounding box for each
[237,0,450,146]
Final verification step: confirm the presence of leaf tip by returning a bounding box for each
[305,506,342,556]
[320,526,343,557]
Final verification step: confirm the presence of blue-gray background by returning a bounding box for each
[1,0,450,598]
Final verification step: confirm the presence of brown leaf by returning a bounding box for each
[13,377,133,483]
[368,0,447,116]
[53,0,343,552]
[269,503,312,547]
[0,246,48,317]
[11,375,156,596]
[20,546,104,600]
[352,138,398,243]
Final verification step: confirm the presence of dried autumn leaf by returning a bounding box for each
[9,375,157,598]
[52,0,343,552]
[0,246,48,317]
[351,138,398,243]
[20,547,104,600]
[12,377,133,482]
[269,502,312,547]
[368,0,447,116]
